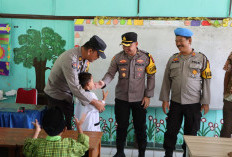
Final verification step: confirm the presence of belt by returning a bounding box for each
[94,122,100,126]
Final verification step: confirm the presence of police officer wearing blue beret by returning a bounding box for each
[159,28,211,157]
[44,35,107,130]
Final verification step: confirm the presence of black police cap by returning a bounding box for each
[121,32,137,46]
[89,35,107,59]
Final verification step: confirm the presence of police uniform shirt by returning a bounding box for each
[102,49,156,102]
[159,51,211,105]
[44,47,92,105]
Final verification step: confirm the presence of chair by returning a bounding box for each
[16,88,37,105]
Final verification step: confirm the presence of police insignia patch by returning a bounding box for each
[173,58,179,61]
[137,59,144,63]
[72,62,77,69]
[79,57,82,61]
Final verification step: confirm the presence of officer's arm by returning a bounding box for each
[62,56,93,105]
[159,58,172,102]
[102,56,118,87]
[145,54,156,97]
[90,99,105,112]
[200,56,211,105]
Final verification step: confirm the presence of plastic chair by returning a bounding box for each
[16,88,37,105]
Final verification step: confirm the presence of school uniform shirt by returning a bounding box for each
[23,134,89,157]
[102,49,156,102]
[159,51,211,105]
[74,91,101,131]
[44,47,92,106]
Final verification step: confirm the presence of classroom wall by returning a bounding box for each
[0,0,230,17]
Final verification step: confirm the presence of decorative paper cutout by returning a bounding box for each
[98,19,104,25]
[223,18,229,27]
[74,25,84,31]
[75,19,84,25]
[106,20,111,25]
[113,19,118,25]
[0,34,9,44]
[184,21,191,26]
[86,20,91,24]
[127,19,132,25]
[0,46,5,59]
[191,20,201,26]
[0,61,9,76]
[120,20,126,25]
[214,20,221,27]
[75,32,80,38]
[201,21,211,26]
[0,24,10,34]
[134,20,143,25]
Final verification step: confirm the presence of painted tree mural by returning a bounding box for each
[13,27,66,93]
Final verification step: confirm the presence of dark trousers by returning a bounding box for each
[220,99,232,138]
[46,94,74,130]
[164,101,201,155]
[114,98,147,155]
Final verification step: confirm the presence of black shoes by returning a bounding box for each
[113,152,126,157]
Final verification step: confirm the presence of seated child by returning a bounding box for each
[74,72,108,131]
[23,106,89,157]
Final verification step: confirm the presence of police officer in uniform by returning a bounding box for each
[96,32,156,157]
[159,28,211,157]
[44,35,107,130]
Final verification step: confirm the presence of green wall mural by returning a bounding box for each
[13,27,66,93]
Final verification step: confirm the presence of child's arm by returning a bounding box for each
[32,119,41,139]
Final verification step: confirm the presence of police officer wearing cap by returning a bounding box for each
[159,28,211,157]
[95,32,156,157]
[44,35,107,130]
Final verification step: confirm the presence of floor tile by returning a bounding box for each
[175,151,183,157]
[101,147,112,155]
[153,150,165,157]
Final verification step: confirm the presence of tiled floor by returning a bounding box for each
[101,147,183,157]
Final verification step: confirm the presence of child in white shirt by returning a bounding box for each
[74,72,108,131]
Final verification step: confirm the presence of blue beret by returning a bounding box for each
[174,28,193,37]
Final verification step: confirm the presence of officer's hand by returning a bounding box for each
[90,99,105,112]
[94,80,105,89]
[228,152,232,157]
[162,101,169,114]
[201,104,209,115]
[141,97,150,109]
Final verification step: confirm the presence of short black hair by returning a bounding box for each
[79,72,92,88]
[82,41,97,52]
[42,106,66,136]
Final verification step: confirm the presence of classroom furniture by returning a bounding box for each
[0,102,46,129]
[0,127,103,157]
[16,88,37,105]
[184,135,232,157]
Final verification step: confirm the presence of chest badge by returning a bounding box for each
[122,73,126,77]
[79,56,82,61]
[137,59,144,63]
[121,68,126,71]
[192,69,198,75]
[120,60,127,63]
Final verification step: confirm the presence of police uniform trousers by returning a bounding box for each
[164,100,201,156]
[115,98,147,155]
[220,99,232,138]
[46,94,74,130]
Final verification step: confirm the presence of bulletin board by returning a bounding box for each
[74,17,232,109]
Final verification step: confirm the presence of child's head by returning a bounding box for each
[42,106,66,136]
[79,72,94,90]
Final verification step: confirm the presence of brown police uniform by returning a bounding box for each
[159,51,211,156]
[102,48,156,157]
[44,47,91,129]
[221,52,232,138]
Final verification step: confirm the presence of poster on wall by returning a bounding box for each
[0,61,10,76]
